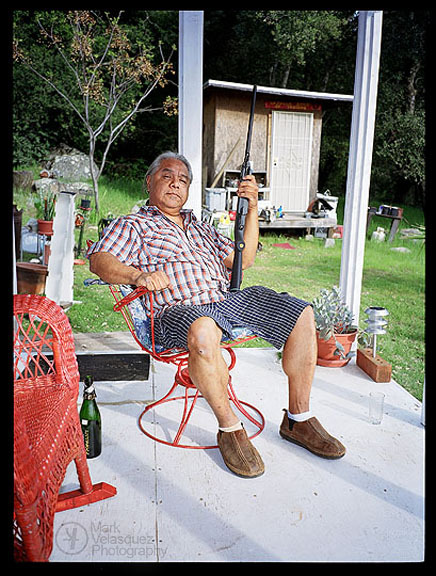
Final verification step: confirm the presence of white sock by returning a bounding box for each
[219,421,243,433]
[287,409,312,422]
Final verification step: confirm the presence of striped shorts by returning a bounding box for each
[154,285,311,350]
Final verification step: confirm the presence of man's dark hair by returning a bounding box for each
[146,151,193,183]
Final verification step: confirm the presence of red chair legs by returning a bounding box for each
[109,284,265,450]
[56,449,117,512]
[138,347,265,449]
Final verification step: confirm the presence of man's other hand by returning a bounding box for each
[133,270,173,292]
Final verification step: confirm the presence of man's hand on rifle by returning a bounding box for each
[237,174,259,211]
[225,174,260,274]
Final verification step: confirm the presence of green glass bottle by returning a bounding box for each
[80,375,102,459]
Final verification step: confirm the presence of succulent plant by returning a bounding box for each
[34,189,57,221]
[313,285,356,360]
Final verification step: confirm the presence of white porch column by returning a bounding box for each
[178,10,204,218]
[339,11,383,324]
[45,191,76,307]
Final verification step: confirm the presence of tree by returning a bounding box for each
[256,10,348,88]
[13,10,176,213]
[372,11,428,206]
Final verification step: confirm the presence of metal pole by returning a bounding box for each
[339,11,383,325]
[178,11,204,219]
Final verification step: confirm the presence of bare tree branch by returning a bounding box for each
[14,10,175,214]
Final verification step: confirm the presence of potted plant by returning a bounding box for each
[34,188,57,236]
[313,285,358,367]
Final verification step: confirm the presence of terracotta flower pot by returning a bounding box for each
[316,329,357,367]
[16,262,48,295]
[37,219,54,236]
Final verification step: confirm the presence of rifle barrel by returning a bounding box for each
[230,84,257,292]
[243,85,257,165]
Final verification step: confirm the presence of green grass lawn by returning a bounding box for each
[241,232,425,400]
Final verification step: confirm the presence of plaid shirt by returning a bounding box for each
[86,206,235,317]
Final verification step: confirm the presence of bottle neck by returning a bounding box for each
[83,384,96,400]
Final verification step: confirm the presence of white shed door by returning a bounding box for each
[270,111,313,212]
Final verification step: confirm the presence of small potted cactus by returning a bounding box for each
[34,188,57,236]
[313,285,358,367]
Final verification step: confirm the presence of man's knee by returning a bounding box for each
[298,305,315,332]
[288,305,316,342]
[187,317,222,358]
[283,305,317,373]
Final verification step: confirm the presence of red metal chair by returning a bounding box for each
[13,294,116,562]
[110,284,265,449]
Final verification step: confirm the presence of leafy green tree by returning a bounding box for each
[13,10,176,212]
[372,11,427,206]
[13,10,427,208]
[256,10,349,88]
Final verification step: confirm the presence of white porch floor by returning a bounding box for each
[50,342,425,563]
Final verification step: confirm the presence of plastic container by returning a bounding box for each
[204,188,227,211]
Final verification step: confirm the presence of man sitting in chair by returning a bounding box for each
[87,151,346,478]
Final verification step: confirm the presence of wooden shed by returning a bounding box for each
[202,80,353,228]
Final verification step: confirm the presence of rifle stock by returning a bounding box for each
[230,85,257,292]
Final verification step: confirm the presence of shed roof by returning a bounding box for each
[204,79,354,104]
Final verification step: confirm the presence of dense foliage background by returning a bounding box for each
[13,10,428,207]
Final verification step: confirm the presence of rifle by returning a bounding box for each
[230,84,257,291]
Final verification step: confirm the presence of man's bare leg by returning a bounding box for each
[187,316,265,477]
[280,305,346,459]
[281,306,317,414]
[187,317,239,428]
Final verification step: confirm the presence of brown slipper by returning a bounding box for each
[279,410,346,459]
[217,426,265,478]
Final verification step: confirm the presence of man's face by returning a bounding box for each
[147,158,190,217]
